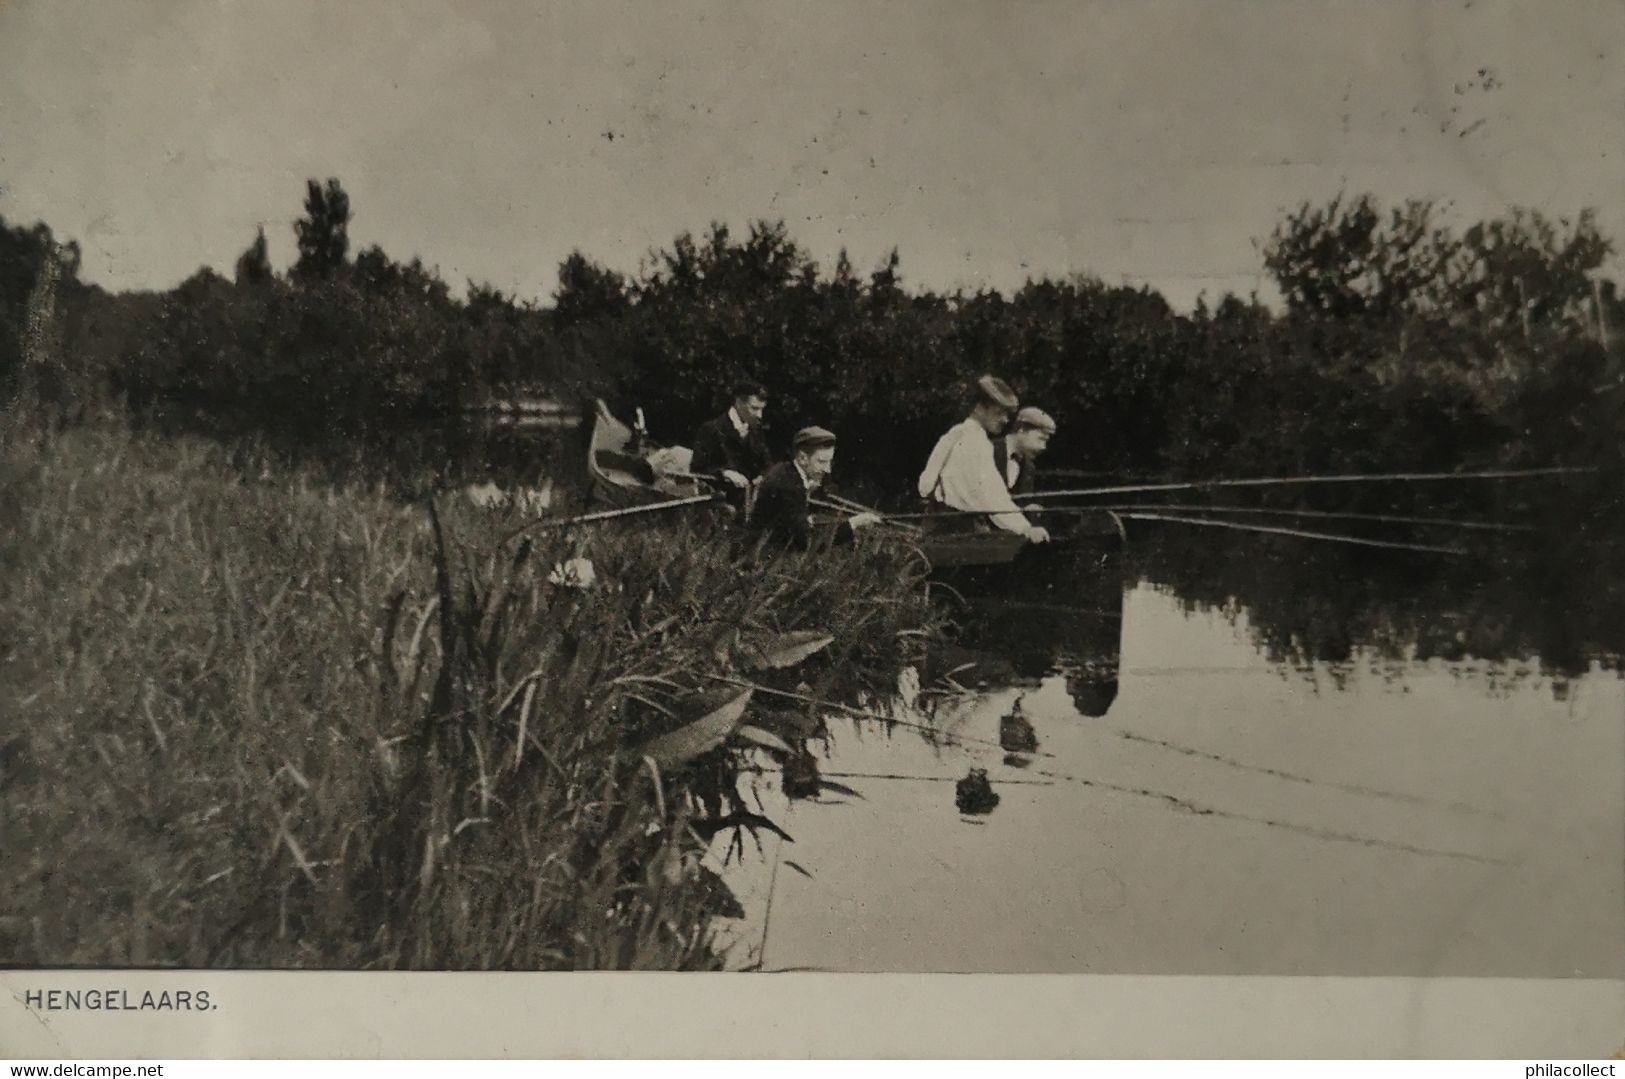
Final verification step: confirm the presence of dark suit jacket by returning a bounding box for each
[748,462,856,551]
[691,412,771,512]
[690,413,771,481]
[992,437,1038,498]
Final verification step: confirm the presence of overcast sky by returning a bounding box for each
[2,0,1621,310]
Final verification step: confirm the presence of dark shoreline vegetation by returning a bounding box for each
[4,180,1625,968]
[4,181,1624,490]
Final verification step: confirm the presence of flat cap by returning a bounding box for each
[976,374,1019,410]
[1015,406,1056,433]
[792,425,838,452]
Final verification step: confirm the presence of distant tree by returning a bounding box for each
[551,252,628,329]
[1263,194,1461,323]
[1446,208,1613,341]
[234,226,274,287]
[292,178,350,282]
[1265,194,1614,344]
[0,218,80,412]
[353,244,450,305]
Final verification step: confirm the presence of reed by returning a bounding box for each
[0,423,938,969]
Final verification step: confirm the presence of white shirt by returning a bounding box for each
[727,407,750,438]
[916,418,1031,534]
[793,460,817,492]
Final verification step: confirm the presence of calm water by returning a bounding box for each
[714,532,1625,976]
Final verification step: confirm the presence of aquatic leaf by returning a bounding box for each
[690,810,795,844]
[692,864,745,919]
[732,725,792,754]
[637,687,753,769]
[782,860,814,880]
[740,630,834,671]
[733,812,794,843]
[816,780,865,800]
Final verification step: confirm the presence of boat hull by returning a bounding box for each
[917,509,1125,595]
[586,399,706,509]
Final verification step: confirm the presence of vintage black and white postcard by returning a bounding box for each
[2,0,1622,1060]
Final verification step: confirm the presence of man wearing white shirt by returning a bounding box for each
[916,376,1050,543]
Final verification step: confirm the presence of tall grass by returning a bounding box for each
[0,423,936,969]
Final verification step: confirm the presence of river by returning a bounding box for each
[715,525,1625,976]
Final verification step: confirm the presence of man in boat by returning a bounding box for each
[690,381,772,511]
[993,405,1055,502]
[916,376,1050,544]
[750,426,880,550]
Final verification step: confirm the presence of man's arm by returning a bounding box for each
[693,420,751,488]
[938,434,1032,533]
[975,466,1034,534]
[917,428,958,500]
[690,419,724,475]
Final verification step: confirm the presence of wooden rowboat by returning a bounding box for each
[586,399,706,509]
[916,508,1125,576]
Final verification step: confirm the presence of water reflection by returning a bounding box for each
[931,549,1127,718]
[1128,521,1625,686]
[711,491,1625,976]
[715,578,1624,976]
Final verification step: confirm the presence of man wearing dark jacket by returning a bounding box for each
[690,382,772,510]
[749,426,880,550]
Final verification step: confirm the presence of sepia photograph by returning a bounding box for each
[2,0,1623,1059]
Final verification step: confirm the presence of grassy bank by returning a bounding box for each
[0,424,937,969]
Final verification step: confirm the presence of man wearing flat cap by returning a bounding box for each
[994,406,1056,500]
[916,376,1050,543]
[750,426,880,550]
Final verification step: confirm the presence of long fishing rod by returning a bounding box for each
[1094,503,1536,534]
[809,496,924,534]
[499,493,717,545]
[818,770,1056,787]
[1032,465,1595,501]
[1117,511,1468,555]
[821,492,889,517]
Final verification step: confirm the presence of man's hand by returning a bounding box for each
[849,512,882,530]
[1024,526,1051,544]
[720,469,749,488]
[1023,503,1043,514]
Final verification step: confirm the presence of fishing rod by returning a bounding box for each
[812,770,1056,786]
[809,496,924,534]
[499,493,718,545]
[1031,465,1596,501]
[821,492,888,516]
[1093,503,1536,534]
[1117,511,1468,555]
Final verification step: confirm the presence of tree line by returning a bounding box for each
[3,179,1621,494]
